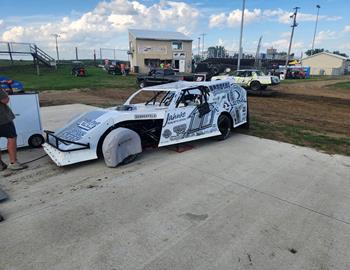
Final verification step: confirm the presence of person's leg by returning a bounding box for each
[7,137,17,164]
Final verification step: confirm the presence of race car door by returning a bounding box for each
[159,87,219,147]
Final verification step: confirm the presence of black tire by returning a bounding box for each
[28,134,44,148]
[250,81,261,91]
[121,154,138,165]
[217,114,232,140]
[139,80,146,89]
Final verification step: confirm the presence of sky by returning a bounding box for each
[0,0,349,60]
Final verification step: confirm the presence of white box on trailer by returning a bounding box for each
[0,92,43,150]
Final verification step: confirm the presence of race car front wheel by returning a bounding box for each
[217,114,232,140]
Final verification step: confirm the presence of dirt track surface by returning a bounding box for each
[250,80,350,137]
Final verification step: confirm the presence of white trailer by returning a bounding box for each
[0,92,44,150]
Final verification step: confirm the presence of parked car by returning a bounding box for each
[43,79,249,167]
[136,68,184,88]
[211,69,280,91]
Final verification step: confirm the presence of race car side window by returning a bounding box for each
[176,89,204,108]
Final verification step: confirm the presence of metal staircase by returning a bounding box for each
[30,44,56,67]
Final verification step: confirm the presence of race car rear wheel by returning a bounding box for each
[250,81,261,91]
[217,114,232,140]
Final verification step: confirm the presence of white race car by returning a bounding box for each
[211,69,280,91]
[43,79,249,167]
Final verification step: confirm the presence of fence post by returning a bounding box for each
[7,43,13,64]
[34,45,40,76]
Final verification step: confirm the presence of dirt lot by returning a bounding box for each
[39,78,350,155]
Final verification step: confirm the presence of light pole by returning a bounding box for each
[311,5,321,55]
[198,37,201,59]
[201,33,206,59]
[52,33,60,63]
[237,0,246,70]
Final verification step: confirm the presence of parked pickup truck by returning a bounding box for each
[211,69,280,91]
[136,68,198,88]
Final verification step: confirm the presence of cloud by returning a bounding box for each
[315,30,337,45]
[1,0,199,58]
[209,7,342,28]
[263,39,304,52]
[343,25,350,32]
[263,8,341,24]
[209,8,261,28]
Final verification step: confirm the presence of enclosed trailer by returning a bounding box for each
[0,92,44,150]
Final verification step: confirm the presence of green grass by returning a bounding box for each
[281,75,345,84]
[329,81,350,90]
[0,64,137,91]
[241,118,350,156]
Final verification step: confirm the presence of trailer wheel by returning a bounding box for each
[250,81,261,91]
[28,134,45,148]
[217,114,232,140]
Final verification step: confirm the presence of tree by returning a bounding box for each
[207,46,227,58]
[305,48,324,56]
[332,51,348,58]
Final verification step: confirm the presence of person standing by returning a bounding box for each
[0,90,27,171]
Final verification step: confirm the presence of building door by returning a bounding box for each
[179,60,185,72]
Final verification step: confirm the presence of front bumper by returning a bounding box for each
[43,131,96,166]
[43,143,98,166]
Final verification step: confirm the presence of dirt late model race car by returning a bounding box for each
[43,79,249,167]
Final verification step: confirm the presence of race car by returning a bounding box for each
[211,69,280,91]
[43,79,249,167]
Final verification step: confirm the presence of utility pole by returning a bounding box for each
[201,33,206,59]
[311,5,321,55]
[75,47,78,60]
[237,0,246,70]
[285,7,300,73]
[52,34,60,63]
[197,37,201,59]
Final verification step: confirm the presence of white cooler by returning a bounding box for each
[0,92,43,150]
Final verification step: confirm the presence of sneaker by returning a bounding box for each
[7,162,27,171]
[0,160,7,171]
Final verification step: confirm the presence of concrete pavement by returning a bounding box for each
[0,105,350,270]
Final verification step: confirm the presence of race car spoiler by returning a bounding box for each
[44,130,90,152]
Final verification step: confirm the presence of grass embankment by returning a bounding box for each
[329,81,350,90]
[242,118,350,156]
[0,64,137,91]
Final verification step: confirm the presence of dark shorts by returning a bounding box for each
[0,121,17,138]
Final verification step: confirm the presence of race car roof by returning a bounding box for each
[141,80,233,92]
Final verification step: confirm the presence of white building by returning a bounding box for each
[301,51,349,75]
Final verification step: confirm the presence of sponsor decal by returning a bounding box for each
[162,129,172,139]
[135,114,157,119]
[164,111,186,126]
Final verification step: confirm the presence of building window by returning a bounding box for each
[172,41,183,51]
